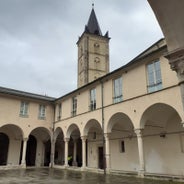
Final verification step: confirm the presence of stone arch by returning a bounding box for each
[27,127,51,167]
[0,124,24,140]
[106,112,134,134]
[83,119,102,137]
[140,102,184,175]
[0,124,24,166]
[106,112,138,172]
[54,127,64,140]
[83,119,103,169]
[66,123,81,139]
[54,127,64,165]
[140,102,182,130]
[65,123,82,167]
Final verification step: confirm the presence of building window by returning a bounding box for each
[90,88,96,111]
[20,101,29,117]
[38,104,46,119]
[71,96,77,117]
[113,77,123,103]
[147,60,162,93]
[120,140,125,153]
[57,103,62,120]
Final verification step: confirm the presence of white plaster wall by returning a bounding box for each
[110,138,139,172]
[144,134,184,175]
[87,141,102,168]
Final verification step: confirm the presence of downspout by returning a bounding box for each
[50,103,56,168]
[100,80,106,174]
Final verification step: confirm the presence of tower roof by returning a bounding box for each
[85,8,102,36]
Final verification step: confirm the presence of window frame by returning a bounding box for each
[57,103,62,120]
[119,140,125,153]
[90,88,96,111]
[147,60,162,93]
[113,76,123,103]
[19,101,29,117]
[71,96,77,117]
[38,104,46,120]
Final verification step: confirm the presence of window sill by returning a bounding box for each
[19,114,29,118]
[38,117,46,120]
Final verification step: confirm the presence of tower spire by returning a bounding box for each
[85,6,102,36]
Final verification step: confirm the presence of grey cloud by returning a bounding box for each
[0,0,163,97]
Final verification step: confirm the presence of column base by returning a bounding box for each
[138,170,145,178]
[81,167,86,171]
[49,162,55,168]
[105,168,110,174]
[20,163,26,168]
[72,161,78,166]
[64,164,69,168]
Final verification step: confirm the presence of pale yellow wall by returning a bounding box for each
[59,98,71,120]
[77,90,89,114]
[123,64,147,100]
[0,95,54,137]
[56,47,183,128]
[110,138,139,172]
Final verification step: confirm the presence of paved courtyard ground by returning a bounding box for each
[0,168,182,184]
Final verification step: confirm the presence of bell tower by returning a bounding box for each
[77,6,110,88]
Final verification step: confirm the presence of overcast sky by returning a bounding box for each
[0,0,163,98]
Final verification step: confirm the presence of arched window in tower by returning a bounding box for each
[94,42,100,53]
[94,57,100,69]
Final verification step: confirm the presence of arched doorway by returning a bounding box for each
[0,133,9,165]
[26,135,37,166]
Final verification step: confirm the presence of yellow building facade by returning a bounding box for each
[0,6,184,180]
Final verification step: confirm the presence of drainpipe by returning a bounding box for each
[50,103,56,168]
[100,80,106,174]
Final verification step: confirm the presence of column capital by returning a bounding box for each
[165,48,184,82]
[134,129,143,137]
[64,138,70,142]
[23,137,28,141]
[81,136,87,141]
[104,133,110,139]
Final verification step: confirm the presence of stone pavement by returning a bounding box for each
[0,168,181,184]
